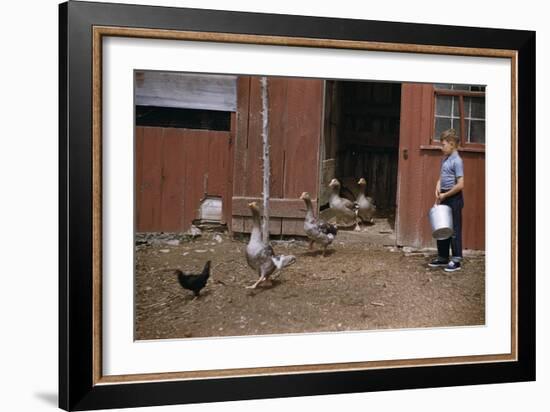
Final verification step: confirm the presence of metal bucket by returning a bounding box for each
[428,204,454,240]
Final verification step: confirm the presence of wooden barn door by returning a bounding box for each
[135,122,234,233]
[396,84,434,247]
[232,76,324,235]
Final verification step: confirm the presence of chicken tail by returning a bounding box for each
[202,260,211,278]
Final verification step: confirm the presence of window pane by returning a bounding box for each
[435,95,460,117]
[470,120,485,143]
[434,117,451,140]
[450,118,461,141]
[434,83,452,89]
[464,119,472,143]
[470,85,486,92]
[436,95,451,115]
[466,96,485,118]
[452,84,470,91]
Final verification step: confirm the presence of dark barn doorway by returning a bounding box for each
[320,80,401,227]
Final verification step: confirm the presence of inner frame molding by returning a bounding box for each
[91,25,518,386]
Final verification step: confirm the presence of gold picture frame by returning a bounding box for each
[60,1,534,410]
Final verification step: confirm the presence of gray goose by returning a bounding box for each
[328,178,357,224]
[300,192,337,256]
[355,177,376,230]
[245,202,296,289]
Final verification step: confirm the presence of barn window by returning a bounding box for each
[433,84,486,146]
[135,106,231,131]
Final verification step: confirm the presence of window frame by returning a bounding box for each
[431,85,486,152]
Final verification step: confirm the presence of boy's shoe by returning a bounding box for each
[444,261,462,272]
[428,258,449,268]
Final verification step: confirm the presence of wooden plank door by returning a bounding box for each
[232,76,324,235]
[136,124,234,233]
[396,83,436,248]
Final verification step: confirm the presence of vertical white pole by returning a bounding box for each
[261,76,270,244]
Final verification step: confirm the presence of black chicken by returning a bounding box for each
[176,260,211,298]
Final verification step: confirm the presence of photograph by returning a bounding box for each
[133,71,486,340]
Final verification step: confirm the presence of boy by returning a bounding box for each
[428,129,464,272]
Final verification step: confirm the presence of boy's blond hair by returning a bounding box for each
[440,129,459,146]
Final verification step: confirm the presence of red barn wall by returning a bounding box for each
[135,124,234,232]
[396,83,485,250]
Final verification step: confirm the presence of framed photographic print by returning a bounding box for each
[59,1,535,410]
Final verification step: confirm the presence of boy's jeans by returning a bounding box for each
[437,191,464,262]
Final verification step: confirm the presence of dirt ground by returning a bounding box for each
[135,219,485,340]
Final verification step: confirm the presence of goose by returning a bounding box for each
[300,192,337,256]
[245,202,296,289]
[328,178,357,223]
[356,177,376,230]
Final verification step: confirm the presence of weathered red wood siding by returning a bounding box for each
[396,83,485,250]
[135,124,233,232]
[232,77,324,235]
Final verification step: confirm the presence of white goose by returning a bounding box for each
[245,202,296,289]
[300,192,338,256]
[328,178,357,223]
[355,177,376,230]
